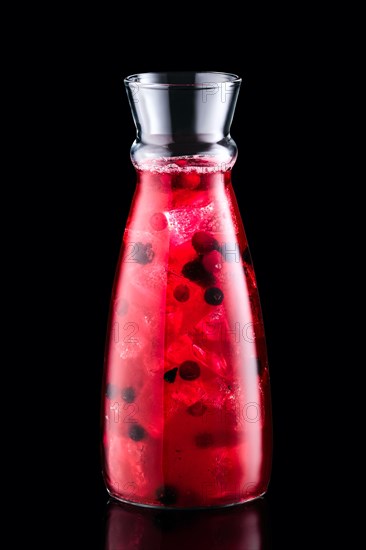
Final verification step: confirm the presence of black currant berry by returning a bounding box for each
[121,386,136,403]
[179,361,201,381]
[182,259,215,287]
[164,368,178,383]
[204,287,224,306]
[192,231,219,254]
[129,424,146,442]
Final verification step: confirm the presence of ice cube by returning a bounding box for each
[192,343,228,375]
[167,203,216,246]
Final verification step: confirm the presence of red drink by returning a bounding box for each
[102,157,272,508]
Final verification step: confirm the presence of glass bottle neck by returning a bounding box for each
[125,72,241,169]
[131,141,238,172]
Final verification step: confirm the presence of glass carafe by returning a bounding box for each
[101,72,272,509]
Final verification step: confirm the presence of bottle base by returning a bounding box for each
[106,487,267,511]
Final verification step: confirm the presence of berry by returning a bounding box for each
[156,485,178,505]
[179,361,200,381]
[182,259,215,287]
[187,401,207,417]
[195,432,214,448]
[164,368,178,383]
[173,284,190,302]
[128,424,146,442]
[150,212,168,231]
[105,383,118,399]
[173,173,201,190]
[134,242,155,264]
[202,250,223,273]
[121,386,136,403]
[115,298,129,316]
[204,287,224,306]
[192,231,219,254]
[181,173,201,189]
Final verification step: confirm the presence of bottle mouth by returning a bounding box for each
[124,71,241,89]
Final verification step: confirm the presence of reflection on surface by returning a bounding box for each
[105,498,270,549]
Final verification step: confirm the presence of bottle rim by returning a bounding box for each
[124,71,241,89]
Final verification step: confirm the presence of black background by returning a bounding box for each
[47,20,331,548]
